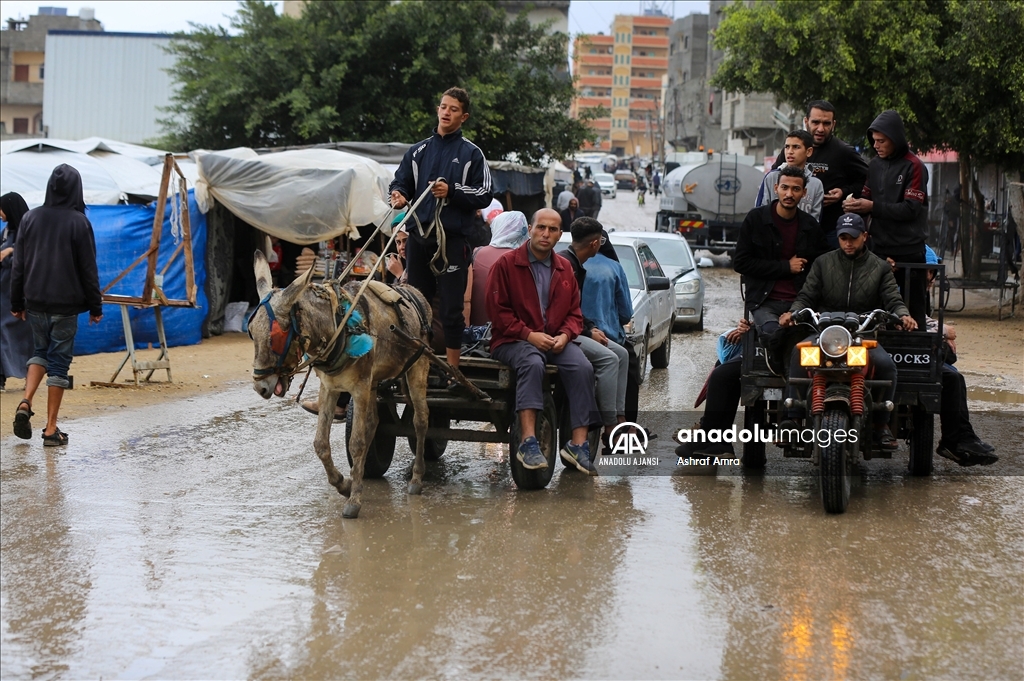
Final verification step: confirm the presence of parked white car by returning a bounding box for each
[593,173,617,198]
[610,230,706,330]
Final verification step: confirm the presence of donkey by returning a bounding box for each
[249,251,433,518]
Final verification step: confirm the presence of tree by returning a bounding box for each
[161,0,596,165]
[712,0,1024,280]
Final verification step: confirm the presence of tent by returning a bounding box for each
[192,147,394,244]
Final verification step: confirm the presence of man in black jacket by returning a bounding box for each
[734,166,828,354]
[11,164,102,446]
[390,87,492,369]
[843,109,929,330]
[576,180,602,219]
[772,100,868,247]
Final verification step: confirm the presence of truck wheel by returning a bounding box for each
[403,406,448,461]
[509,394,558,490]
[742,402,767,469]
[345,397,396,478]
[651,328,672,369]
[819,408,851,513]
[908,407,934,476]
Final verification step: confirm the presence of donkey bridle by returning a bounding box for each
[249,292,306,379]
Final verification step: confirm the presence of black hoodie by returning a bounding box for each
[862,110,929,257]
[11,164,102,316]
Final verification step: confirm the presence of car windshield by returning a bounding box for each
[645,238,694,271]
[595,174,614,184]
[613,244,643,290]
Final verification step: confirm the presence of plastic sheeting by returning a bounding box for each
[73,190,208,355]
[192,147,393,244]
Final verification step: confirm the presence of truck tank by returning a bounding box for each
[660,155,764,222]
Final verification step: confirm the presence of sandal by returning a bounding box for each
[13,399,33,440]
[41,427,69,447]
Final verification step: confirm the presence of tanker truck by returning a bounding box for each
[655,153,764,255]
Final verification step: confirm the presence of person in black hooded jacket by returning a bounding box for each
[843,109,929,329]
[10,164,102,446]
[1,192,34,390]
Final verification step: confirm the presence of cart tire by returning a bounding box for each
[651,327,672,369]
[403,407,448,461]
[908,407,933,476]
[509,394,558,490]
[742,402,767,469]
[345,397,395,478]
[819,409,851,513]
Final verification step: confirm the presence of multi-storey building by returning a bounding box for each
[572,12,671,158]
[0,7,103,139]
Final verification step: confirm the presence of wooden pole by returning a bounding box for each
[142,154,172,304]
[177,170,197,305]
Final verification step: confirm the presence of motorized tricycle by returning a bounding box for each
[740,288,944,514]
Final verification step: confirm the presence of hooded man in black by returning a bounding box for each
[842,109,929,329]
[11,163,102,446]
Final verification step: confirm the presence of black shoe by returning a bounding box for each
[957,435,995,456]
[873,426,898,451]
[775,419,800,448]
[937,439,999,466]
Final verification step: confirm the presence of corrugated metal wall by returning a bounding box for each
[43,33,181,144]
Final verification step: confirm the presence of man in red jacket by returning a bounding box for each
[485,208,598,474]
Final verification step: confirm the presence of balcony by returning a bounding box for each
[630,77,663,89]
[576,96,611,108]
[629,99,658,111]
[576,54,612,67]
[632,56,665,69]
[578,75,612,87]
[633,35,669,48]
[633,16,672,28]
[2,81,43,105]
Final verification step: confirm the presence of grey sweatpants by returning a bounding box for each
[577,334,628,426]
[491,339,598,430]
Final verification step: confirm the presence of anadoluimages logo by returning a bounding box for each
[608,422,649,456]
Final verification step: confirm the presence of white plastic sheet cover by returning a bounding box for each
[192,147,394,244]
[0,138,167,207]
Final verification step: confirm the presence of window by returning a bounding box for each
[39,64,44,80]
[14,65,29,82]
[684,36,689,50]
[13,118,29,134]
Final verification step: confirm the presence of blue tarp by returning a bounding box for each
[73,190,208,355]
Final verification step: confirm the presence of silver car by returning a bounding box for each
[611,230,706,330]
[555,235,673,379]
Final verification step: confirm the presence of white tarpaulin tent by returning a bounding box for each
[192,147,393,244]
[0,137,200,207]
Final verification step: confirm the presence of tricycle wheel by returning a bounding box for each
[819,408,851,513]
[908,407,933,476]
[403,406,448,461]
[509,394,558,490]
[742,402,767,469]
[345,396,395,478]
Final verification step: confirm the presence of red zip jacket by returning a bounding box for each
[485,242,583,351]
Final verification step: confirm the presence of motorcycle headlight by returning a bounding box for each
[819,326,852,358]
[675,279,700,294]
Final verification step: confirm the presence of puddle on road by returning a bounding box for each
[1,386,1022,679]
[968,386,1024,404]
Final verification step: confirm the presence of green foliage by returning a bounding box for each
[712,0,1024,168]
[161,0,594,165]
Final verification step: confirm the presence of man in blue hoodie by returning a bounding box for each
[842,110,929,329]
[389,87,492,369]
[11,164,102,446]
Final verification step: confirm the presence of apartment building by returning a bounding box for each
[572,12,671,157]
[0,6,103,139]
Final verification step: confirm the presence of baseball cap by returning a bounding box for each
[836,213,866,238]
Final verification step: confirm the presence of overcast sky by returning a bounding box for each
[2,1,711,35]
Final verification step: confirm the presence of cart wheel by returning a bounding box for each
[742,402,767,469]
[509,394,558,490]
[908,407,933,476]
[403,406,448,461]
[345,396,396,478]
[819,408,851,513]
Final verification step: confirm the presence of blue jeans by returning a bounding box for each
[27,311,78,388]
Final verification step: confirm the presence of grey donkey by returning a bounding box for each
[249,251,432,518]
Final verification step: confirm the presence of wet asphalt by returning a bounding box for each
[2,196,1022,679]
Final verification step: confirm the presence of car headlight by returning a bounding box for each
[675,279,700,294]
[819,326,852,358]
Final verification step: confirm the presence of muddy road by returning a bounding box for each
[2,196,1022,679]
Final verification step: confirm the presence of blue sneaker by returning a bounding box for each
[560,440,597,476]
[517,436,548,470]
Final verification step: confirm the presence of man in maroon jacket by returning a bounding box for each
[485,208,598,474]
